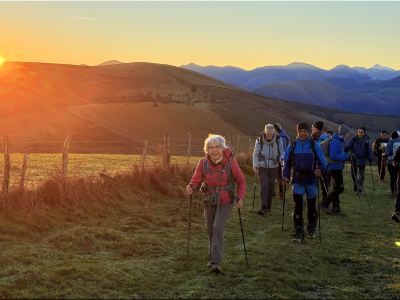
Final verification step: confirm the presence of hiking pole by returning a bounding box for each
[281,183,286,231]
[369,161,375,191]
[253,174,257,208]
[378,158,384,185]
[187,194,192,256]
[318,176,328,198]
[317,178,321,244]
[350,165,364,215]
[236,200,249,265]
[357,172,373,214]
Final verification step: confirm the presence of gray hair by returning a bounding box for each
[264,124,275,133]
[204,134,227,153]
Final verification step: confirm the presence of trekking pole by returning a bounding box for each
[369,161,375,191]
[378,158,384,185]
[357,173,373,213]
[317,178,321,244]
[187,194,192,256]
[253,174,257,208]
[281,184,286,231]
[385,158,389,187]
[237,201,249,265]
[318,176,328,197]
[350,165,364,215]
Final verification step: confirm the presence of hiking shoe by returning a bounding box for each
[206,262,214,268]
[258,208,267,215]
[291,233,304,243]
[211,265,221,274]
[319,202,331,214]
[392,213,400,223]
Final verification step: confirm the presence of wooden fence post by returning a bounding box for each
[164,135,170,165]
[2,133,10,199]
[62,133,72,180]
[20,154,29,191]
[141,140,147,172]
[187,132,191,165]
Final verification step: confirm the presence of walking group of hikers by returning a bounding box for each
[185,122,400,274]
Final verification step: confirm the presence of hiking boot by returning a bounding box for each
[392,213,400,223]
[211,265,221,274]
[258,208,267,215]
[319,202,331,214]
[291,232,304,243]
[206,262,214,268]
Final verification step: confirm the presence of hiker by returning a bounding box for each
[186,134,246,273]
[311,121,329,144]
[391,146,400,222]
[384,131,400,196]
[282,122,327,243]
[320,125,355,214]
[345,127,372,195]
[274,123,290,200]
[253,124,284,215]
[373,130,389,181]
[325,130,333,139]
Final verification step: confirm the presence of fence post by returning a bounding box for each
[187,132,191,165]
[19,154,29,191]
[141,140,147,172]
[62,133,72,180]
[2,133,10,200]
[164,135,170,165]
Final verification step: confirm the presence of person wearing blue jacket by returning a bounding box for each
[320,125,355,214]
[311,121,329,144]
[283,122,327,243]
[384,131,400,196]
[345,126,372,195]
[274,123,290,200]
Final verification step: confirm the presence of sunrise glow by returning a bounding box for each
[0,56,4,67]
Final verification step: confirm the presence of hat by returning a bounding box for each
[312,121,324,131]
[273,123,282,133]
[391,131,398,139]
[297,121,309,132]
[338,124,350,136]
[359,126,366,133]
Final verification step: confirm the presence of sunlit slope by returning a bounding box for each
[68,102,245,140]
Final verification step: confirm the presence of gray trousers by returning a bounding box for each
[204,202,234,267]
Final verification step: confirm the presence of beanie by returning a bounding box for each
[359,126,366,133]
[273,123,282,133]
[297,122,309,132]
[313,121,324,131]
[391,131,399,139]
[338,124,350,136]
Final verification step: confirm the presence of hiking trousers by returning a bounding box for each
[292,193,318,234]
[387,164,397,193]
[258,167,278,210]
[351,165,365,189]
[321,170,344,210]
[396,170,400,213]
[204,202,233,267]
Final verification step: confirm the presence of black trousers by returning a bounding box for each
[351,165,365,189]
[321,170,344,210]
[396,170,400,212]
[293,194,317,233]
[387,164,398,193]
[377,156,386,180]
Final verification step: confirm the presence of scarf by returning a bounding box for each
[312,130,323,141]
[262,133,278,160]
[210,155,223,165]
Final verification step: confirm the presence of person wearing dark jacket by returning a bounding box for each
[345,126,372,195]
[320,125,354,214]
[283,122,327,243]
[373,130,389,181]
[186,134,246,273]
[384,132,400,196]
[274,123,290,200]
[391,146,400,222]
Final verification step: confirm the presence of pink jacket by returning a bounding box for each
[190,147,246,205]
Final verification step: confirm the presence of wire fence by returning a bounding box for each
[0,133,258,189]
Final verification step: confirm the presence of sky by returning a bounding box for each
[1,1,400,71]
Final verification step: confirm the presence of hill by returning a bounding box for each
[329,65,372,81]
[352,64,400,80]
[97,60,125,66]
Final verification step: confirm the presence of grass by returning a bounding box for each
[0,157,399,299]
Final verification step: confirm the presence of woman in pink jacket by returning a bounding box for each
[186,134,246,273]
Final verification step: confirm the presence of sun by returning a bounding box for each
[0,56,4,66]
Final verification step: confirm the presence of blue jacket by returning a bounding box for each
[283,138,327,186]
[277,129,290,150]
[345,134,372,166]
[327,133,349,171]
[315,133,329,145]
[384,138,400,164]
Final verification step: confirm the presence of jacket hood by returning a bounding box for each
[332,133,346,142]
[319,133,329,140]
[353,133,370,142]
[278,129,287,136]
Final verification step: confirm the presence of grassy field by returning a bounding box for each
[0,160,399,299]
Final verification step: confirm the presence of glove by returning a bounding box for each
[348,154,356,163]
[368,158,372,164]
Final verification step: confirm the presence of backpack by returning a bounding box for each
[257,130,281,159]
[288,139,318,170]
[320,138,340,165]
[388,141,400,161]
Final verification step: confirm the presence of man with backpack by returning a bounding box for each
[345,127,372,195]
[311,121,329,144]
[373,130,389,182]
[320,125,355,214]
[391,146,400,222]
[253,124,285,215]
[282,122,327,243]
[384,131,400,196]
[274,123,290,200]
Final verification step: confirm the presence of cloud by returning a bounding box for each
[68,17,98,20]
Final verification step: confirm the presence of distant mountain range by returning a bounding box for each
[181,62,400,90]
